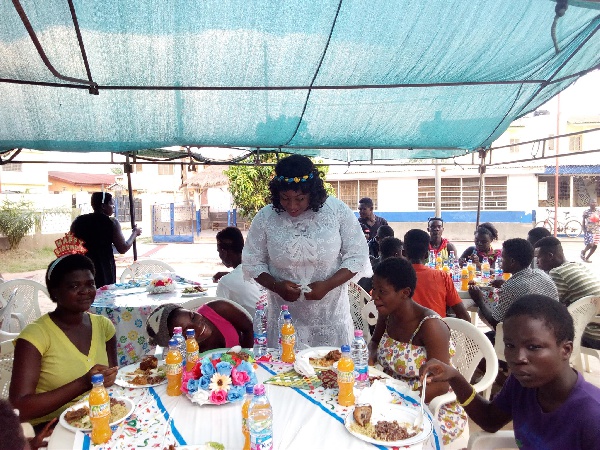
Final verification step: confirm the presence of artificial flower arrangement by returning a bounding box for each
[146,274,176,294]
[182,351,258,405]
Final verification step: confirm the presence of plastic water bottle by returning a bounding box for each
[172,326,186,367]
[495,256,504,279]
[253,303,268,358]
[277,305,290,356]
[481,256,491,280]
[428,250,436,268]
[452,262,461,283]
[249,384,273,450]
[351,330,369,389]
[448,250,456,267]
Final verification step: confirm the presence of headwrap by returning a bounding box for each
[146,303,182,347]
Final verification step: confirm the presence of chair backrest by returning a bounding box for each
[348,281,371,337]
[119,259,176,282]
[567,295,600,372]
[444,317,494,382]
[0,279,48,333]
[360,300,378,343]
[0,338,15,399]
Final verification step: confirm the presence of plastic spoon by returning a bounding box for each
[412,374,427,431]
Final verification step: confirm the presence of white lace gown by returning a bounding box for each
[242,196,371,348]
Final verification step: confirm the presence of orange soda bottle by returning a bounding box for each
[467,261,476,282]
[503,272,512,281]
[166,338,183,396]
[337,345,355,406]
[185,329,199,371]
[89,374,112,445]
[280,313,296,363]
[435,253,442,270]
[460,265,469,291]
[241,384,254,450]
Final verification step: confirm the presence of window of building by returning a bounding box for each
[418,176,507,210]
[2,162,22,171]
[568,135,582,152]
[538,175,570,207]
[135,164,143,173]
[547,134,554,152]
[509,139,520,153]
[331,180,378,209]
[158,164,174,175]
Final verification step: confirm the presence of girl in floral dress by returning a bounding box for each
[367,257,467,444]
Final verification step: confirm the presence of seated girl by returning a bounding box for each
[146,300,253,351]
[421,294,600,449]
[367,257,467,444]
[10,253,118,427]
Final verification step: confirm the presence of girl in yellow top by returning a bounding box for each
[10,254,118,427]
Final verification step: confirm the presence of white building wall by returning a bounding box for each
[506,174,537,211]
[378,178,417,211]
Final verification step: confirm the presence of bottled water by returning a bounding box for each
[452,262,461,283]
[495,256,504,279]
[448,250,456,267]
[351,330,369,389]
[249,384,273,450]
[172,326,186,367]
[277,305,290,356]
[253,304,268,358]
[428,250,436,268]
[481,256,491,280]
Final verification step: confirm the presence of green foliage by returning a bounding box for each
[224,154,335,221]
[0,199,38,249]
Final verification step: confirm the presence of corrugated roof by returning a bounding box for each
[48,171,116,185]
[543,165,600,175]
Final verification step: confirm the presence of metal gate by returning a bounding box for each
[151,201,195,243]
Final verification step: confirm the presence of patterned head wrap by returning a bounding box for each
[146,303,182,347]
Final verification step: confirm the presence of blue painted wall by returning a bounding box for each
[356,211,534,223]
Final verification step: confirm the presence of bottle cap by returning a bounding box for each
[186,328,195,337]
[283,312,291,320]
[256,304,265,310]
[253,384,265,396]
[354,330,363,337]
[246,384,255,394]
[173,327,183,334]
[168,338,177,347]
[341,344,350,353]
[91,374,104,384]
[282,305,289,311]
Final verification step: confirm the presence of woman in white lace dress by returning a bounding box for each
[242,155,370,348]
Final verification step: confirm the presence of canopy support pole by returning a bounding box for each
[476,149,487,229]
[434,164,441,218]
[125,154,137,261]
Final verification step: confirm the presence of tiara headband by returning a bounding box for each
[274,172,314,184]
[47,232,88,279]
[102,191,106,203]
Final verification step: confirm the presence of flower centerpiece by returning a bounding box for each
[182,351,258,405]
[146,274,176,294]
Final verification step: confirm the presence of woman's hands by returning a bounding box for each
[305,281,331,300]
[273,280,302,302]
[86,364,118,387]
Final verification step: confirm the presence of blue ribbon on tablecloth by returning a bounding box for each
[258,362,441,450]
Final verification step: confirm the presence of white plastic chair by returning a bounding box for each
[0,338,15,399]
[494,322,506,363]
[0,279,48,333]
[429,317,499,418]
[360,300,378,344]
[567,295,600,372]
[467,430,518,449]
[119,259,176,283]
[348,281,371,337]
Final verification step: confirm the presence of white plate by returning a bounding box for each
[297,346,340,369]
[345,404,432,447]
[59,397,135,433]
[114,362,168,388]
[181,291,207,297]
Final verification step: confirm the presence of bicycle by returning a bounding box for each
[535,208,583,238]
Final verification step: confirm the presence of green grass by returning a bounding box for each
[0,246,56,274]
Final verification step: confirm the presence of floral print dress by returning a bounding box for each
[377,315,467,444]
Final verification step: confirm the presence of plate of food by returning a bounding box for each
[59,397,134,433]
[297,346,341,369]
[115,355,167,388]
[181,285,207,297]
[345,403,433,447]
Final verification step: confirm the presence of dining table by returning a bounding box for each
[48,350,444,450]
[90,275,218,366]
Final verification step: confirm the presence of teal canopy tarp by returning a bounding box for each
[1,0,599,161]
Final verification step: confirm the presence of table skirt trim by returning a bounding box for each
[149,386,187,446]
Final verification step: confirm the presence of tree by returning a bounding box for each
[0,199,38,249]
[224,154,334,221]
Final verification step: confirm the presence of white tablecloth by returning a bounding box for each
[48,363,443,450]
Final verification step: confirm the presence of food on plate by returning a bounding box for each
[309,349,341,368]
[65,397,129,429]
[353,404,372,427]
[349,403,417,442]
[139,355,158,371]
[182,285,207,294]
[226,351,252,361]
[317,369,338,389]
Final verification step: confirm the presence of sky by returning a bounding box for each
[542,69,600,116]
